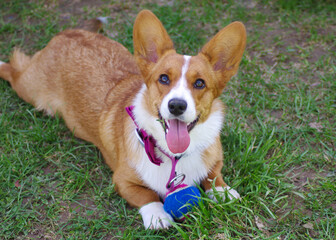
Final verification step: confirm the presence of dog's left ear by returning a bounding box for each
[133,10,175,77]
[200,22,246,93]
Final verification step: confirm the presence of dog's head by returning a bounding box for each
[133,10,246,154]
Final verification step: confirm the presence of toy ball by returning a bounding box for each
[163,185,201,221]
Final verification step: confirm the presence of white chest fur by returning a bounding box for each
[133,147,208,198]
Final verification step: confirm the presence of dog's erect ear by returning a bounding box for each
[200,22,246,92]
[133,10,175,77]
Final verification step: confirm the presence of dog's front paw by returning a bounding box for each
[206,186,241,203]
[139,202,173,229]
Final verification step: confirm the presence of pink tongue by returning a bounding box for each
[166,119,190,154]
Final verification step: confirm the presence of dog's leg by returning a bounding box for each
[112,166,173,229]
[0,61,14,82]
[202,164,241,202]
[202,161,240,202]
[0,49,58,115]
[0,50,35,103]
[139,202,173,229]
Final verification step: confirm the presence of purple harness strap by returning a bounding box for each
[125,106,163,166]
[125,106,186,193]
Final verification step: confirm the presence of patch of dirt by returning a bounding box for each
[247,8,334,68]
[25,228,48,240]
[58,0,106,15]
[308,46,328,63]
[58,197,99,225]
[59,205,72,224]
[279,166,333,231]
[70,198,97,213]
[262,109,284,124]
[57,0,112,28]
[331,203,336,211]
[287,167,318,191]
[2,13,19,23]
[251,27,311,66]
[271,109,283,119]
[42,163,56,175]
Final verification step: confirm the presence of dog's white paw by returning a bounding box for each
[139,202,173,229]
[206,186,241,203]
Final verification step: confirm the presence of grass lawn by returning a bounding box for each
[0,0,335,239]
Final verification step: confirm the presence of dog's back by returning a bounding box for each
[0,29,141,144]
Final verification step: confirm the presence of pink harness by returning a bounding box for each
[125,106,187,193]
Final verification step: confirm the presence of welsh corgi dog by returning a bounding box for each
[0,10,246,229]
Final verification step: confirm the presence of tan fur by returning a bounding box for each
[0,10,246,209]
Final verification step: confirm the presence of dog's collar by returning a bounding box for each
[125,105,185,192]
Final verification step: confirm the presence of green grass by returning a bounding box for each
[1,0,335,239]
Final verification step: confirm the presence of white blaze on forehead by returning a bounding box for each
[160,55,197,123]
[175,55,191,94]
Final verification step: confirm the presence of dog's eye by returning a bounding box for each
[159,74,170,85]
[193,79,206,89]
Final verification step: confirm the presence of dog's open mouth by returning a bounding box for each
[158,113,199,154]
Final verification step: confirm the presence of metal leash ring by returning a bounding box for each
[167,173,186,189]
[135,129,144,147]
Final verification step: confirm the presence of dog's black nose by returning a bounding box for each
[168,98,187,116]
